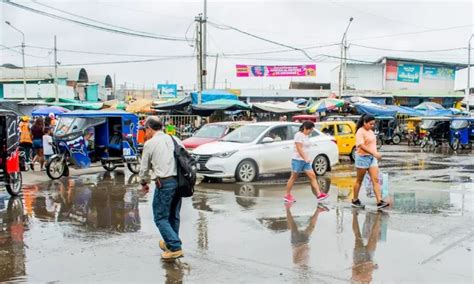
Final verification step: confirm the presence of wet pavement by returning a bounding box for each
[0,145,472,283]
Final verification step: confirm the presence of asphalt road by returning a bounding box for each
[0,145,472,283]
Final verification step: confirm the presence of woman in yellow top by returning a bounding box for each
[351,114,389,209]
[19,116,34,170]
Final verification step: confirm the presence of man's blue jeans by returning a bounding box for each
[152,178,182,252]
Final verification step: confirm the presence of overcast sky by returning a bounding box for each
[1,0,473,90]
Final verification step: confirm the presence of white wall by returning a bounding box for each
[346,64,384,90]
[454,67,473,91]
[3,83,75,99]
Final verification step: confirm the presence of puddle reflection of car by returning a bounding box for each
[192,122,339,182]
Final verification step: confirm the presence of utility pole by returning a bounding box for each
[467,34,473,112]
[54,35,59,102]
[202,0,207,90]
[212,54,219,89]
[113,73,116,99]
[338,17,354,99]
[195,14,204,104]
[5,21,27,101]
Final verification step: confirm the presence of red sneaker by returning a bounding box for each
[283,194,296,203]
[317,192,329,201]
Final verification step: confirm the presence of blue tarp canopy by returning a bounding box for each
[190,90,238,105]
[354,103,397,117]
[32,106,70,116]
[386,105,424,116]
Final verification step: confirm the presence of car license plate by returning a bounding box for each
[196,163,201,170]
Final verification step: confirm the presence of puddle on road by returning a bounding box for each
[0,146,472,283]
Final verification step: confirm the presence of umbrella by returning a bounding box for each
[308,98,345,114]
[414,102,444,111]
[32,106,70,116]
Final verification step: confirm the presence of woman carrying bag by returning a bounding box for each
[352,114,389,209]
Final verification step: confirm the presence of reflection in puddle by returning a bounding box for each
[23,172,142,233]
[0,198,28,283]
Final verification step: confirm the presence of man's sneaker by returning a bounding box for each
[159,240,168,252]
[351,199,366,209]
[161,249,184,260]
[283,194,296,203]
[377,200,390,209]
[317,192,329,201]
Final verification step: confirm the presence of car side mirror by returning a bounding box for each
[262,137,274,144]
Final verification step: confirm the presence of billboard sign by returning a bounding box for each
[423,65,455,80]
[157,84,177,97]
[385,60,398,80]
[236,64,316,77]
[397,63,421,83]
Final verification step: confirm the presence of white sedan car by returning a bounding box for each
[191,122,339,182]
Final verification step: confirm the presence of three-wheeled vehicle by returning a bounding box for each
[0,110,22,196]
[419,117,451,149]
[404,117,424,146]
[449,117,474,150]
[46,110,141,179]
[375,116,403,145]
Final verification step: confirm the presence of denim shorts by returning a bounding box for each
[355,154,378,169]
[291,159,312,173]
[33,139,43,149]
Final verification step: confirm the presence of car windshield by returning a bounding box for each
[194,124,226,138]
[221,125,268,143]
[451,120,468,129]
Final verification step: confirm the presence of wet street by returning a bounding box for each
[0,145,472,283]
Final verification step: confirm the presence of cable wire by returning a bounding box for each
[208,20,318,61]
[3,0,189,41]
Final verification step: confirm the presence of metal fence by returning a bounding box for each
[157,114,201,139]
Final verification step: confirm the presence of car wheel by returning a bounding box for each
[350,147,356,162]
[235,160,258,182]
[392,134,401,145]
[312,155,329,176]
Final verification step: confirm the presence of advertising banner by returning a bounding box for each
[423,65,455,80]
[236,64,316,77]
[397,63,421,83]
[385,60,398,80]
[157,84,177,97]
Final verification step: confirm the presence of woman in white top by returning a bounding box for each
[284,121,329,203]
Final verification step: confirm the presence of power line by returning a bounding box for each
[26,45,193,58]
[29,56,196,68]
[29,0,169,38]
[350,44,466,53]
[3,0,189,41]
[0,44,52,58]
[351,24,474,42]
[208,20,317,61]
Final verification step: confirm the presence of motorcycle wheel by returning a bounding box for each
[46,156,67,180]
[392,134,401,145]
[102,160,118,171]
[450,138,460,151]
[5,172,22,196]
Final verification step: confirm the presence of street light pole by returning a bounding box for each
[5,21,27,101]
[338,17,354,99]
[467,34,473,112]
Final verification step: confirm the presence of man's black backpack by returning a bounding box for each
[170,136,197,197]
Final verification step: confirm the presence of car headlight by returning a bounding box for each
[213,150,237,158]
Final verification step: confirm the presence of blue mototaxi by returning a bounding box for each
[46,110,141,179]
[449,117,474,150]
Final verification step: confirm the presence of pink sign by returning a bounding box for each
[236,64,316,77]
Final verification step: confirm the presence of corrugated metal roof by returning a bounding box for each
[0,67,88,82]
